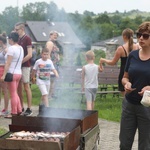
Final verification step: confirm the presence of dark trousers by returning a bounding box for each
[119,98,150,150]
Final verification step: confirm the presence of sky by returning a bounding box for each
[0,0,150,14]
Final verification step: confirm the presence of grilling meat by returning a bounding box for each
[8,131,70,141]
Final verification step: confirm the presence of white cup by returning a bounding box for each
[141,90,150,107]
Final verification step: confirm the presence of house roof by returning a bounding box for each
[92,35,138,47]
[25,21,85,48]
[92,36,122,47]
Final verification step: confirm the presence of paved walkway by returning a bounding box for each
[0,101,138,150]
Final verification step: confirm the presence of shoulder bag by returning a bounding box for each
[4,48,21,82]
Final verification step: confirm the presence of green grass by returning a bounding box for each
[95,94,122,122]
[30,85,41,105]
[0,128,7,136]
[0,84,122,135]
[31,84,122,122]
[32,50,122,123]
[0,50,122,136]
[31,84,86,109]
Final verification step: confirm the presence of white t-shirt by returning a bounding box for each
[6,45,24,74]
[84,64,99,88]
[33,58,55,85]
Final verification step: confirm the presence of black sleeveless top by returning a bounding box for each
[118,46,128,91]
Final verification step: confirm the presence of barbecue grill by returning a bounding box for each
[0,116,81,150]
[0,107,100,150]
[38,107,100,150]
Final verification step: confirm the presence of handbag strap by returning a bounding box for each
[12,47,22,74]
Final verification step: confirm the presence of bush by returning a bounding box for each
[76,52,82,66]
[94,49,106,64]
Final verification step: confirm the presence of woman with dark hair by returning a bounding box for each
[0,32,24,118]
[99,28,140,96]
[0,32,9,116]
[120,21,150,150]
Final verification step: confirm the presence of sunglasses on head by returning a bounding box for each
[136,32,150,40]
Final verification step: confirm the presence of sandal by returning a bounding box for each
[4,114,12,119]
[4,114,18,119]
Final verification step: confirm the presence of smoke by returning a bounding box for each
[49,42,84,110]
[34,2,90,117]
[42,21,85,110]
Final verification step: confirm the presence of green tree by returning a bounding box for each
[95,14,111,24]
[0,2,149,49]
[0,7,19,33]
[134,15,143,25]
[76,53,82,66]
[67,12,83,26]
[94,49,106,64]
[119,17,137,31]
[110,15,122,27]
[21,2,48,21]
[67,12,83,38]
[83,10,96,16]
[78,15,98,49]
[46,2,60,21]
[99,23,118,40]
[145,16,150,21]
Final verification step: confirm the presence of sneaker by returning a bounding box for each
[23,108,33,116]
[20,108,25,116]
[1,109,6,112]
[0,110,9,117]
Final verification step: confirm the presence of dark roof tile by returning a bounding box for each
[26,21,85,48]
